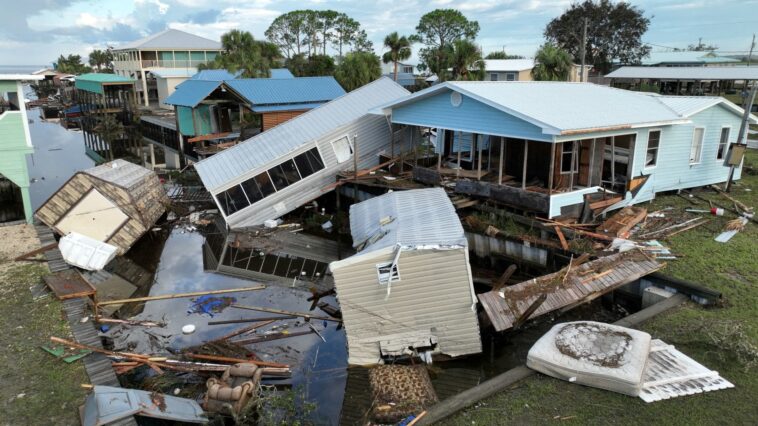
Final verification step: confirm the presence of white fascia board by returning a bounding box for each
[390,117,554,142]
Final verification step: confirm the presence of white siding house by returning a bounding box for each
[193,77,410,228]
[329,188,482,366]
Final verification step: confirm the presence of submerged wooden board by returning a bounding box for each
[44,270,96,300]
[478,251,663,332]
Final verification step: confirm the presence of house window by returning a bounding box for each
[332,136,353,163]
[402,65,413,74]
[490,73,498,81]
[376,262,400,285]
[646,130,661,167]
[293,147,325,178]
[561,141,579,173]
[717,127,730,160]
[505,73,516,81]
[689,127,705,164]
[218,185,249,216]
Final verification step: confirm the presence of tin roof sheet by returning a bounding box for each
[164,80,222,107]
[606,66,758,80]
[84,159,153,190]
[225,76,345,106]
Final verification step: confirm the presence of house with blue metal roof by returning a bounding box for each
[373,81,757,219]
[163,75,346,160]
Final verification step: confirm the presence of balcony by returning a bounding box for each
[141,60,209,69]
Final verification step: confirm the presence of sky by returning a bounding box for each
[2,0,758,66]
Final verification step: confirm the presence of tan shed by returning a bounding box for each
[329,188,482,366]
[36,159,167,254]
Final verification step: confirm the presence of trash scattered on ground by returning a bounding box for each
[82,385,206,425]
[41,345,92,363]
[188,295,237,316]
[204,363,263,416]
[527,321,734,401]
[715,217,749,243]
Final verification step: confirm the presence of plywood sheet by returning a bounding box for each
[43,270,96,300]
[56,189,129,242]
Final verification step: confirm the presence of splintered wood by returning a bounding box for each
[477,250,664,332]
[598,207,648,239]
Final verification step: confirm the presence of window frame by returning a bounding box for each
[689,126,706,165]
[716,126,730,161]
[376,261,400,286]
[331,135,353,163]
[560,141,579,174]
[505,72,516,81]
[489,73,498,81]
[644,129,662,169]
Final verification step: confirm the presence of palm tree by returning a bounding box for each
[450,39,484,81]
[532,43,573,81]
[93,113,125,160]
[382,32,412,81]
[335,52,381,91]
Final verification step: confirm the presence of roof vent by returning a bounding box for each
[450,92,462,107]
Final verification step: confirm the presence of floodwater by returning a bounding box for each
[25,104,95,210]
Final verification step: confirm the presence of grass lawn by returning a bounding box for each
[441,150,758,425]
[0,227,87,426]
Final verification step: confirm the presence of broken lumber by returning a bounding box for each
[491,264,518,293]
[230,304,342,322]
[512,293,547,330]
[536,218,615,242]
[207,316,296,325]
[231,330,315,345]
[14,242,58,262]
[589,196,623,211]
[554,226,569,251]
[95,317,165,327]
[50,336,150,361]
[207,320,275,343]
[96,285,266,307]
[185,353,289,369]
[665,219,710,238]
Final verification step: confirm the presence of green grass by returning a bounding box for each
[0,263,87,425]
[441,150,758,425]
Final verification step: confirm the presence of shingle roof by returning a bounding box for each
[348,187,468,253]
[225,76,345,106]
[164,80,222,107]
[115,29,221,50]
[606,66,758,80]
[194,77,409,192]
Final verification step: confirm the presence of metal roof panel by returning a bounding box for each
[164,80,222,107]
[225,76,345,106]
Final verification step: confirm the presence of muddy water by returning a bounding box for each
[111,227,348,424]
[25,106,95,210]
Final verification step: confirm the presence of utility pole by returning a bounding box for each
[724,82,757,192]
[579,18,588,82]
[748,34,756,67]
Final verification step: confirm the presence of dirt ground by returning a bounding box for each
[0,224,87,425]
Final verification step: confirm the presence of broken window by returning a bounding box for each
[646,130,661,167]
[241,178,264,204]
[376,262,400,285]
[267,164,291,191]
[218,184,249,216]
[717,127,730,160]
[689,127,704,164]
[332,136,353,163]
[279,159,302,185]
[561,141,579,173]
[254,172,276,197]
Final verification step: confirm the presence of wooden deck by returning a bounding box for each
[478,251,663,332]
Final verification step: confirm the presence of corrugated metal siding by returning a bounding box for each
[391,88,549,141]
[225,77,345,105]
[331,248,481,365]
[349,187,468,253]
[224,113,393,228]
[194,77,410,192]
[176,106,195,135]
[270,68,294,79]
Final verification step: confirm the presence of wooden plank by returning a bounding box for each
[554,226,569,251]
[43,271,96,300]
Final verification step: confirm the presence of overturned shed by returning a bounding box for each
[36,160,167,254]
[193,77,410,229]
[329,188,482,365]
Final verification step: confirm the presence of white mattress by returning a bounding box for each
[526,321,652,396]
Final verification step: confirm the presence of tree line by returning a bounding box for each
[56,1,661,89]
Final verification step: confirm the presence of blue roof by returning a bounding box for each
[225,76,345,107]
[191,69,241,81]
[270,68,294,79]
[164,80,222,107]
[250,102,326,113]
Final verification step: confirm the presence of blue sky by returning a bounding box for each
[2,0,758,65]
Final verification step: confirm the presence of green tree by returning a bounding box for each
[353,30,374,53]
[266,10,368,59]
[266,11,308,58]
[332,14,360,58]
[94,113,125,160]
[544,0,650,74]
[285,53,335,77]
[199,30,281,78]
[485,51,525,60]
[531,43,573,81]
[334,51,381,91]
[412,9,479,81]
[450,39,484,81]
[382,32,412,81]
[88,49,113,71]
[55,54,91,74]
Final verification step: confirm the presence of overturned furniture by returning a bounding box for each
[527,321,734,402]
[36,159,167,255]
[329,188,482,365]
[193,77,410,229]
[204,363,263,416]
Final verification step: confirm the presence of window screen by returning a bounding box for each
[279,159,302,185]
[255,172,276,197]
[241,178,263,204]
[294,147,325,178]
[690,127,704,164]
[268,164,291,191]
[717,128,729,160]
[219,185,249,216]
[646,130,661,167]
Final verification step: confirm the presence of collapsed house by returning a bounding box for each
[373,81,757,218]
[329,187,482,365]
[36,159,167,255]
[193,77,410,228]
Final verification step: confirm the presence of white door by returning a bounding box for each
[56,188,129,242]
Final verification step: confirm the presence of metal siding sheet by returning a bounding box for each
[331,248,481,365]
[225,76,345,105]
[176,106,195,135]
[194,77,409,192]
